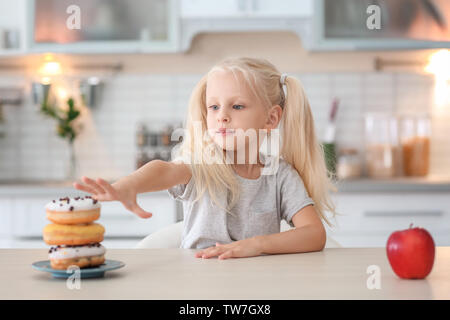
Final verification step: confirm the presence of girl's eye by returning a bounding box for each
[208,104,244,110]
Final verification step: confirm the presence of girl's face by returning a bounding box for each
[205,70,281,154]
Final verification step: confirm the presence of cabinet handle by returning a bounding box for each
[364,210,444,217]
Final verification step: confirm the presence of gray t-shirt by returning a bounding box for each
[167,155,314,249]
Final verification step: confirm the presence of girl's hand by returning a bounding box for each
[195,237,263,260]
[73,176,153,219]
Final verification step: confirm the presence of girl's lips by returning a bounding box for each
[216,128,235,136]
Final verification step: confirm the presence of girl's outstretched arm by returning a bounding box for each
[112,159,191,195]
[73,160,191,219]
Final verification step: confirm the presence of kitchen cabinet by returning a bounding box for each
[327,192,450,247]
[11,196,49,238]
[0,0,27,55]
[179,0,313,51]
[2,0,314,55]
[3,184,449,249]
[180,0,313,18]
[98,195,177,237]
[0,186,177,248]
[312,0,450,51]
[0,198,12,237]
[181,0,246,17]
[25,0,179,54]
[251,0,313,17]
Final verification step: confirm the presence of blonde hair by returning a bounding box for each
[174,57,337,227]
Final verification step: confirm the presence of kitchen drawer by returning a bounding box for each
[328,193,450,247]
[10,194,177,238]
[100,195,177,237]
[331,193,450,231]
[326,230,450,248]
[0,198,12,236]
[12,196,48,237]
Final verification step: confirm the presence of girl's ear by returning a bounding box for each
[266,104,283,129]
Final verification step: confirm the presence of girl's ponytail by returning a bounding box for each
[280,76,337,227]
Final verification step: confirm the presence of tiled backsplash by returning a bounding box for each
[0,71,448,181]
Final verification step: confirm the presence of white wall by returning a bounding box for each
[0,71,440,181]
[0,31,447,181]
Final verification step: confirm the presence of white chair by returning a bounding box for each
[135,220,342,249]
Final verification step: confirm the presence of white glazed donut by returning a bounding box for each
[48,244,106,270]
[45,196,101,225]
[48,243,106,260]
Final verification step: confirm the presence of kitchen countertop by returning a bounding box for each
[1,247,449,299]
[0,180,168,197]
[1,176,450,195]
[335,176,450,193]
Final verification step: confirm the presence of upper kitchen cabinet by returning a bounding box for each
[0,0,27,56]
[249,0,313,17]
[179,0,314,51]
[180,0,313,18]
[27,0,179,53]
[312,0,450,51]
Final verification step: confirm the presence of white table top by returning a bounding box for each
[1,247,449,300]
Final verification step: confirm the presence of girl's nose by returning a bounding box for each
[219,116,229,123]
[218,111,230,123]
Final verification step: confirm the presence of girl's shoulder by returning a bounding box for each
[260,153,296,179]
[267,156,307,191]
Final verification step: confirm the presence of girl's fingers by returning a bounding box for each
[195,244,231,258]
[218,250,234,260]
[202,246,226,258]
[195,248,210,258]
[195,251,203,258]
[82,176,106,194]
[72,182,97,195]
[96,178,119,199]
[129,202,153,219]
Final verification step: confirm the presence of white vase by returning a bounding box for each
[66,142,77,181]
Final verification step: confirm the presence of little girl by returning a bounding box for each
[74,57,336,260]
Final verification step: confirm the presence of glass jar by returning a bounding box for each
[399,114,431,176]
[161,125,172,146]
[135,123,147,147]
[337,148,362,180]
[364,113,401,179]
[148,131,159,147]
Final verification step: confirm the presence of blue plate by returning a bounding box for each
[32,259,125,279]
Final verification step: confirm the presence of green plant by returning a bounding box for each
[40,97,80,143]
[322,142,336,179]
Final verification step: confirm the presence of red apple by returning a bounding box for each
[386,223,435,279]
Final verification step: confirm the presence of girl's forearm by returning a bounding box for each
[112,160,186,195]
[255,224,326,255]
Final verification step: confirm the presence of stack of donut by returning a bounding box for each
[43,196,106,270]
